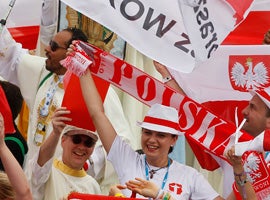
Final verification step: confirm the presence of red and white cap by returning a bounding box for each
[250,87,270,109]
[137,104,182,136]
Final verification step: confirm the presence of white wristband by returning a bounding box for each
[162,76,172,83]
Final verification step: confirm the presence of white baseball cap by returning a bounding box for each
[137,104,183,136]
[62,125,98,142]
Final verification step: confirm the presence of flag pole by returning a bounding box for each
[234,118,247,145]
[0,0,16,27]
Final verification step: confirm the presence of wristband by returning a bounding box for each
[114,193,125,198]
[163,192,171,200]
[162,76,173,83]
[234,171,247,186]
[234,171,247,199]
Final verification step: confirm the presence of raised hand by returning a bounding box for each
[126,177,159,199]
[51,107,71,136]
[60,40,92,77]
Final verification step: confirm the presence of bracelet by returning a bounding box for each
[234,171,247,185]
[162,76,173,83]
[163,192,171,200]
[234,171,246,177]
[114,193,125,198]
[234,171,247,199]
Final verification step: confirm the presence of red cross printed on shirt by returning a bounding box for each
[169,183,182,195]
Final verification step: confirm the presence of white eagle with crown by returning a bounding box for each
[231,57,269,90]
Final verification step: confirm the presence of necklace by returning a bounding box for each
[144,156,171,190]
[145,161,167,179]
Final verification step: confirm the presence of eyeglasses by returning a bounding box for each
[66,134,95,148]
[49,40,67,52]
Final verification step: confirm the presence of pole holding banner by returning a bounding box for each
[0,0,16,31]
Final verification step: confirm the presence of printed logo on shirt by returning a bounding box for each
[168,183,182,195]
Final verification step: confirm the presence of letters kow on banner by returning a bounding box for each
[61,0,253,73]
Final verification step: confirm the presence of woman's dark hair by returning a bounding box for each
[63,27,88,47]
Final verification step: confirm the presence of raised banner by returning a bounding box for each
[61,40,270,199]
[61,0,253,73]
[77,41,253,170]
[168,45,270,126]
[178,0,253,61]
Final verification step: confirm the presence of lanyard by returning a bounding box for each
[144,155,170,190]
[40,75,63,117]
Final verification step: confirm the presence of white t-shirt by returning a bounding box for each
[108,136,220,200]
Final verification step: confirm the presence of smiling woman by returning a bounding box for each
[74,65,222,199]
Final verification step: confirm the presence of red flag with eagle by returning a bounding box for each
[169,0,270,127]
[170,45,270,131]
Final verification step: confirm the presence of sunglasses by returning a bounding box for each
[49,40,67,52]
[66,134,95,148]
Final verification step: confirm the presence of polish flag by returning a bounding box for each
[0,0,42,49]
[169,0,270,126]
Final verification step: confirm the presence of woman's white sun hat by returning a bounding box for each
[137,103,183,136]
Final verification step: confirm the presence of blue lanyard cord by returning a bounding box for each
[144,156,171,190]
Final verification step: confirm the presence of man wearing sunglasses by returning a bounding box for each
[29,107,101,199]
[0,25,137,195]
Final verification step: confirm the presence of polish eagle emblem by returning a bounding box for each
[231,57,268,90]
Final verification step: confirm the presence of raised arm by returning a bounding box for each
[37,107,71,166]
[80,68,118,153]
[0,113,32,200]
[153,61,186,95]
[224,147,257,200]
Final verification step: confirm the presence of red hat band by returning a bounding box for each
[143,116,180,131]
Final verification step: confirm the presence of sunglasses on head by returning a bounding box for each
[66,134,95,148]
[49,40,67,52]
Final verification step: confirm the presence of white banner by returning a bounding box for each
[61,0,253,73]
[179,0,253,61]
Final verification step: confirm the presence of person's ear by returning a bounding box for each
[171,135,178,146]
[266,118,270,129]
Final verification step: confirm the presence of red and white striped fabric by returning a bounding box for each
[0,0,42,49]
[169,1,270,126]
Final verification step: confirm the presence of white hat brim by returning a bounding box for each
[62,125,98,141]
[250,90,270,109]
[137,121,183,136]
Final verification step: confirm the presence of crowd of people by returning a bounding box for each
[0,1,270,199]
